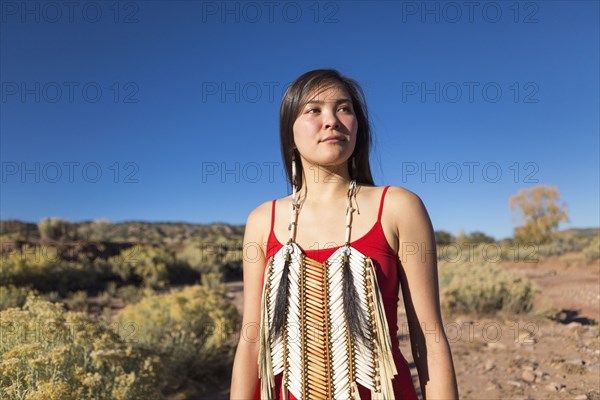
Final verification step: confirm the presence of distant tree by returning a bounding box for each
[509,185,569,244]
[467,231,495,244]
[434,230,454,245]
[455,228,468,246]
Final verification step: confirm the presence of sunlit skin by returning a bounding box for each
[292,85,357,175]
[230,82,459,400]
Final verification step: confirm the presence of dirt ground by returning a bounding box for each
[215,253,600,400]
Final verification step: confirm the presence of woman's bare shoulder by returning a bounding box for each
[244,195,292,240]
[384,185,428,217]
[384,185,434,241]
[384,184,420,201]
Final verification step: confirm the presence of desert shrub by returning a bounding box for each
[0,245,113,296]
[512,232,597,261]
[104,281,117,296]
[75,219,116,241]
[64,290,88,312]
[0,296,162,399]
[220,249,243,280]
[439,232,599,264]
[97,292,113,309]
[0,285,35,311]
[38,217,78,241]
[439,259,536,315]
[93,281,119,309]
[176,240,242,280]
[116,284,144,304]
[0,220,39,241]
[497,239,541,263]
[176,241,221,274]
[2,243,194,296]
[535,237,578,258]
[582,234,600,263]
[112,276,240,395]
[437,242,510,265]
[441,240,494,263]
[109,245,198,288]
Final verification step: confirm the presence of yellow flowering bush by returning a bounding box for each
[112,278,240,395]
[0,296,162,399]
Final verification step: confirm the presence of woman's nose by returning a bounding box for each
[323,110,340,129]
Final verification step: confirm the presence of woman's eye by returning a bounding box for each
[307,108,319,114]
[338,105,353,113]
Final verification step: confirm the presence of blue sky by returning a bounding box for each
[1,0,598,241]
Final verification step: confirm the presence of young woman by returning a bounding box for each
[230,69,458,399]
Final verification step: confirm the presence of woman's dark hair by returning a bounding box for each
[279,69,375,191]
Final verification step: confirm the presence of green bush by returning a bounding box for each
[112,278,240,395]
[176,240,242,280]
[116,284,144,304]
[75,219,115,241]
[109,244,198,288]
[0,296,162,399]
[0,285,35,311]
[64,290,88,312]
[38,217,78,241]
[0,220,39,241]
[512,232,599,261]
[0,245,113,296]
[439,258,536,315]
[582,234,600,263]
[1,243,199,296]
[437,242,510,264]
[177,241,215,274]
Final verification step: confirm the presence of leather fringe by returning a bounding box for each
[259,256,276,400]
[365,257,397,400]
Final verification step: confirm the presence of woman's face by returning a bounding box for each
[292,84,358,170]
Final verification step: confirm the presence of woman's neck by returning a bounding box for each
[296,162,352,206]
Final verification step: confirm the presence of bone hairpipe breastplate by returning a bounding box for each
[258,180,398,400]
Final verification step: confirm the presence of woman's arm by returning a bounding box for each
[390,187,459,399]
[230,202,270,400]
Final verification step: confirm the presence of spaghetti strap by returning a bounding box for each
[377,185,391,222]
[270,199,276,233]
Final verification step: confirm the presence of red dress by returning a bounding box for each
[256,186,419,400]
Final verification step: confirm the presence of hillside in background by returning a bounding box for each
[2,217,597,244]
[0,218,245,245]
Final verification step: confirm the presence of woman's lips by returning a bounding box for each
[321,137,344,143]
